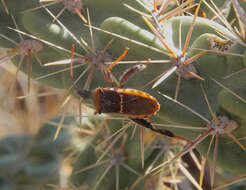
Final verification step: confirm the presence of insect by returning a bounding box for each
[70,45,190,142]
[209,36,234,52]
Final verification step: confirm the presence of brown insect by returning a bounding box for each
[70,45,190,142]
[209,36,234,52]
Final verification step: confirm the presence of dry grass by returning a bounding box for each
[0,48,77,137]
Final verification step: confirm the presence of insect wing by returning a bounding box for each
[94,88,159,118]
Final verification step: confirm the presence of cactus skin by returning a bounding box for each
[1,0,246,188]
[0,134,59,188]
[31,116,76,155]
[71,119,169,189]
[0,0,39,48]
[0,13,22,48]
[0,116,84,188]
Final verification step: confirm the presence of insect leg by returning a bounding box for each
[119,64,146,88]
[106,47,129,86]
[131,118,191,143]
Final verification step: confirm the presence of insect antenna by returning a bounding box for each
[106,47,129,87]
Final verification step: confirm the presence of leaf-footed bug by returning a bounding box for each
[70,44,191,143]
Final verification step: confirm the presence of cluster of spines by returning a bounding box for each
[1,0,246,189]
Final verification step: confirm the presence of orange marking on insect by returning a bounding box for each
[116,88,159,105]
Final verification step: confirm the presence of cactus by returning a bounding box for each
[1,0,246,189]
[0,133,59,188]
